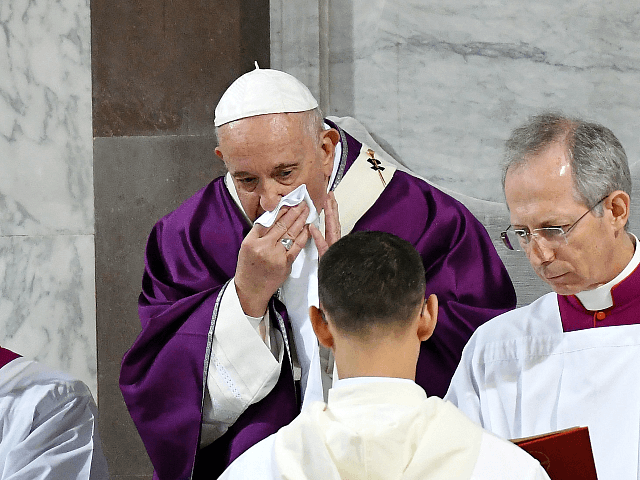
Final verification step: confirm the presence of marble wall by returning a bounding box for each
[0,0,95,395]
[272,0,640,305]
[4,0,640,475]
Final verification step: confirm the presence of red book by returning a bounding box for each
[512,427,598,479]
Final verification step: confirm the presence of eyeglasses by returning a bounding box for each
[500,196,608,252]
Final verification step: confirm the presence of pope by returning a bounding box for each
[119,65,516,479]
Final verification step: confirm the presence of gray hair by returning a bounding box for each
[502,112,631,219]
[301,107,325,142]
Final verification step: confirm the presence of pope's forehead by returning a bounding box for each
[218,112,306,138]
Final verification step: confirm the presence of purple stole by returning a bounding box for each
[121,120,516,479]
[559,264,640,332]
[0,346,20,369]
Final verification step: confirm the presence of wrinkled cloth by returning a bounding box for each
[120,117,516,479]
[220,378,549,480]
[446,280,640,480]
[0,352,109,480]
[254,184,318,228]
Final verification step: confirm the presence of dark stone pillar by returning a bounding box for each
[91,0,269,476]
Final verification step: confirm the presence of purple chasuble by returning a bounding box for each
[120,120,516,480]
[0,346,20,369]
[192,298,299,479]
[559,264,640,332]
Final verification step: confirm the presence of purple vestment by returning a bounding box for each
[0,347,20,369]
[559,263,640,331]
[120,121,516,479]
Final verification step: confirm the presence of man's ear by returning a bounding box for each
[214,146,224,160]
[310,306,334,349]
[319,128,340,175]
[417,294,438,342]
[606,190,630,232]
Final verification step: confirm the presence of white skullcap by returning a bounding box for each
[214,63,319,127]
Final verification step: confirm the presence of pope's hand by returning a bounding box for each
[310,191,341,258]
[235,202,311,317]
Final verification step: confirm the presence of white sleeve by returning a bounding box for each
[470,432,551,480]
[0,378,109,480]
[444,335,484,425]
[247,311,269,350]
[246,310,280,357]
[200,279,284,446]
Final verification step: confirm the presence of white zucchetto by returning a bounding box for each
[214,63,319,127]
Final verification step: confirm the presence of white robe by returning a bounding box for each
[0,357,109,479]
[219,378,549,480]
[445,292,640,480]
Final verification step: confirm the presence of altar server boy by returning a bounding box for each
[220,231,549,480]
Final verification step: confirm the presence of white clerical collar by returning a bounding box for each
[332,376,415,390]
[327,122,342,189]
[575,233,639,311]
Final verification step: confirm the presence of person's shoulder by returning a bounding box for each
[1,357,93,408]
[282,401,326,430]
[272,401,330,450]
[425,395,485,424]
[329,115,491,234]
[385,168,498,236]
[220,402,328,480]
[391,170,466,206]
[472,430,549,479]
[371,169,480,232]
[472,292,559,339]
[460,292,562,364]
[328,116,471,210]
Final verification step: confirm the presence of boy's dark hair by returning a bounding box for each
[318,231,426,335]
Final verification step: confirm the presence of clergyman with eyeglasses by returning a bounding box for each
[445,112,639,480]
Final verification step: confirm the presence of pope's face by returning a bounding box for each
[504,142,620,295]
[215,113,336,222]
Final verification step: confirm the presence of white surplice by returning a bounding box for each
[219,377,548,480]
[0,357,109,480]
[445,292,640,480]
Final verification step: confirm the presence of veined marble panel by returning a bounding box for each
[272,0,640,306]
[0,0,95,397]
[0,235,97,396]
[271,0,322,103]
[274,0,640,203]
[349,0,640,202]
[0,0,93,235]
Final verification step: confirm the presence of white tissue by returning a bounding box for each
[254,184,318,227]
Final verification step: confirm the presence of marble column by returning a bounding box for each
[0,0,95,394]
